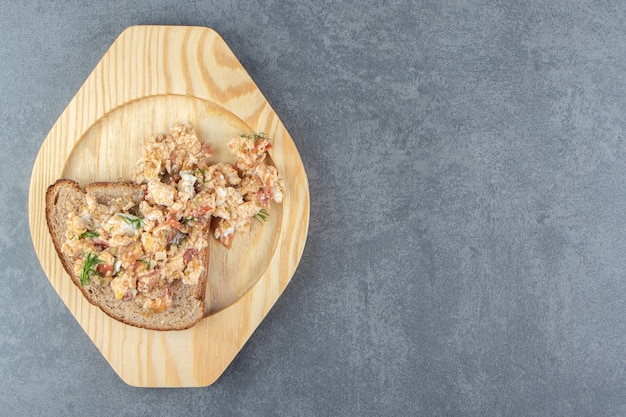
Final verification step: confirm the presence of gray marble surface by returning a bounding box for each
[2,0,625,416]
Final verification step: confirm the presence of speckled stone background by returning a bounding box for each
[2,0,625,416]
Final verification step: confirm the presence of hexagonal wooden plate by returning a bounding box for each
[28,25,309,387]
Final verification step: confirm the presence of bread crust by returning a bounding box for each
[45,179,207,331]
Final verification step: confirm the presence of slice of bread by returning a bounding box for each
[45,179,208,331]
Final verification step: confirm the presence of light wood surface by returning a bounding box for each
[28,25,309,387]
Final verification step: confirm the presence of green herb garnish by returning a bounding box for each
[118,214,144,229]
[138,259,151,270]
[241,132,268,141]
[253,208,269,223]
[182,217,196,226]
[79,252,102,286]
[79,230,99,240]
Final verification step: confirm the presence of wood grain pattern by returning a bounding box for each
[28,25,309,387]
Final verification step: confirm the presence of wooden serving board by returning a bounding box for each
[28,25,309,387]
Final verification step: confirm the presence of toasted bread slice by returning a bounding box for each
[45,179,208,331]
